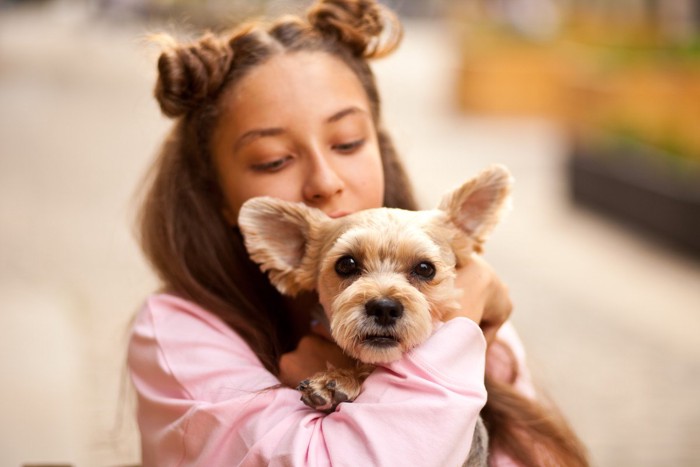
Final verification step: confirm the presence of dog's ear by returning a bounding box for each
[438,165,512,244]
[238,197,327,295]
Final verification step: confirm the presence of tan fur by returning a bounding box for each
[439,164,513,252]
[239,165,512,466]
[238,164,512,395]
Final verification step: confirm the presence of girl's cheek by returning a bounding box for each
[248,173,301,203]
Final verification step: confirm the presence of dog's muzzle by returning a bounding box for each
[359,297,403,348]
[365,298,403,326]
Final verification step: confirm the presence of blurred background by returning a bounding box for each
[1,0,699,465]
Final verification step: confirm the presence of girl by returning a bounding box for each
[128,0,588,465]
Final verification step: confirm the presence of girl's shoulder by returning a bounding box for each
[133,293,258,359]
[132,292,257,361]
[135,292,240,340]
[129,292,278,401]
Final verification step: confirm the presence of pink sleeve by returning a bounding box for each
[128,294,487,466]
[485,322,537,467]
[487,321,536,400]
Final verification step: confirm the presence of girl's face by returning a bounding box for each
[212,51,385,224]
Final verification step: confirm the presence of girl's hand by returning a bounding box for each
[278,324,355,387]
[443,254,513,344]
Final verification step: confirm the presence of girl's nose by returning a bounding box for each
[302,151,344,203]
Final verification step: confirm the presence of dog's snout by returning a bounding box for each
[365,298,404,326]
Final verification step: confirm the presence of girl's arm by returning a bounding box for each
[488,320,537,400]
[128,293,487,466]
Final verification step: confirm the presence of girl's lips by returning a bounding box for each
[328,210,351,219]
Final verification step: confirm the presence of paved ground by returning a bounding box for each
[1,2,699,466]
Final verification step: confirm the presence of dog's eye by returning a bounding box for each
[335,255,360,277]
[412,261,436,280]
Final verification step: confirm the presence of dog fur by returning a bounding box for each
[238,165,513,466]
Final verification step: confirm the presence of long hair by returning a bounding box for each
[137,0,587,465]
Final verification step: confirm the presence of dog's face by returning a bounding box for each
[238,165,512,364]
[313,208,466,363]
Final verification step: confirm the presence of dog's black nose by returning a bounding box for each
[366,298,403,326]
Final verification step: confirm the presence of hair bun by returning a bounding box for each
[153,33,233,118]
[308,0,402,58]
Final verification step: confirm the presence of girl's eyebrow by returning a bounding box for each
[234,107,368,151]
[234,127,285,151]
[327,106,367,123]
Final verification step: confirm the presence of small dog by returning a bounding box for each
[238,165,512,467]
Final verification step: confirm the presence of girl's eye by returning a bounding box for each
[412,261,436,281]
[332,139,365,154]
[251,155,292,173]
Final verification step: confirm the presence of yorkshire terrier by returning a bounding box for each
[238,165,513,467]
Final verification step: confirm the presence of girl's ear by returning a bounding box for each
[438,165,513,244]
[238,197,327,295]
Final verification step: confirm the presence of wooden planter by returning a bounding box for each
[567,141,700,256]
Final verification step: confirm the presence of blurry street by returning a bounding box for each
[1,1,699,466]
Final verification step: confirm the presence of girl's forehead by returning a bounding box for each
[221,51,371,124]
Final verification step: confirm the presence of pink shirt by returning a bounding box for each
[128,293,533,466]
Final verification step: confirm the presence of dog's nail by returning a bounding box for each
[300,394,315,409]
[310,393,327,407]
[332,391,349,404]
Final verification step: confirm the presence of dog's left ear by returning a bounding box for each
[238,197,327,295]
[438,164,513,244]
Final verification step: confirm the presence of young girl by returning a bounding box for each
[128,0,588,465]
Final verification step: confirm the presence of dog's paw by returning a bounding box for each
[296,368,364,413]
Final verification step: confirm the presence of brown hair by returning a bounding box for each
[137,0,587,464]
